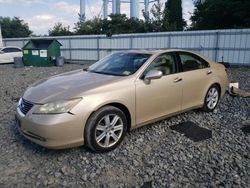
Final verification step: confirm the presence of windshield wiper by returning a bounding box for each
[88,70,123,76]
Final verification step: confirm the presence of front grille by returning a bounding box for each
[20,98,34,115]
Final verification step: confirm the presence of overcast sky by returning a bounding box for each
[0,0,195,35]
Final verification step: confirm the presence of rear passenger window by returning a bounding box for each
[179,53,209,71]
[12,48,22,52]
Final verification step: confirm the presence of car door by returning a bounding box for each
[135,53,182,125]
[10,47,23,60]
[0,48,12,63]
[0,50,6,63]
[7,48,22,62]
[177,52,212,110]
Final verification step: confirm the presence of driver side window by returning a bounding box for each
[144,53,177,76]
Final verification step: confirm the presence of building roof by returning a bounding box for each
[23,39,62,49]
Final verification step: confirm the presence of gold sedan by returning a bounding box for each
[16,49,228,152]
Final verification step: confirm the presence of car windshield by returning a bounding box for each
[87,52,152,76]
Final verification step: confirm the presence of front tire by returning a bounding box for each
[84,106,127,153]
[203,85,220,112]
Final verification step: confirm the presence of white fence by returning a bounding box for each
[0,25,3,47]
[3,29,250,65]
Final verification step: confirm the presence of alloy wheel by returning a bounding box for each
[95,114,124,148]
[206,87,219,110]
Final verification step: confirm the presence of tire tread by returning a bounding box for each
[84,106,127,153]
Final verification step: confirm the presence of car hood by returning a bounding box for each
[23,69,122,104]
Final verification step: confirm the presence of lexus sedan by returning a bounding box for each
[16,49,228,152]
[0,46,22,64]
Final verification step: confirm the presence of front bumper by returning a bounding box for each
[15,106,85,149]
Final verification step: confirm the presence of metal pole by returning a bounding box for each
[97,37,100,60]
[214,31,219,62]
[144,0,149,18]
[112,0,117,14]
[69,38,72,62]
[168,34,171,48]
[131,0,140,18]
[130,35,133,49]
[112,0,120,14]
[117,0,120,14]
[80,0,86,19]
[103,0,108,18]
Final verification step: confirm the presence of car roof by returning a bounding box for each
[153,49,199,54]
[1,46,22,50]
[117,50,154,55]
[124,49,197,55]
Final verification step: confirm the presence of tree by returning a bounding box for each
[142,9,154,32]
[74,14,86,34]
[102,14,129,36]
[74,14,103,35]
[74,14,147,36]
[163,0,186,31]
[150,0,164,32]
[48,22,72,36]
[190,0,250,30]
[103,14,147,36]
[78,18,102,35]
[127,18,146,34]
[0,17,32,38]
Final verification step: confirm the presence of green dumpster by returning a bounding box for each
[22,39,62,67]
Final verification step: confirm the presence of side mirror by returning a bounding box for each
[144,69,163,84]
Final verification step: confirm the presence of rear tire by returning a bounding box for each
[203,85,220,112]
[84,106,127,153]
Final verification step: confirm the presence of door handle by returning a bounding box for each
[207,70,212,75]
[173,77,183,83]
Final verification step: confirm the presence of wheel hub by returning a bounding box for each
[207,87,219,109]
[95,114,123,148]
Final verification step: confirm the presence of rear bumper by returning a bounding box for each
[221,76,229,97]
[15,107,85,149]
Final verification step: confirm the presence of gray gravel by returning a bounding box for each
[0,64,249,187]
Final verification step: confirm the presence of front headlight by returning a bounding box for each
[34,98,82,114]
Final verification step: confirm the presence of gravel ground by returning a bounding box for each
[0,64,249,187]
